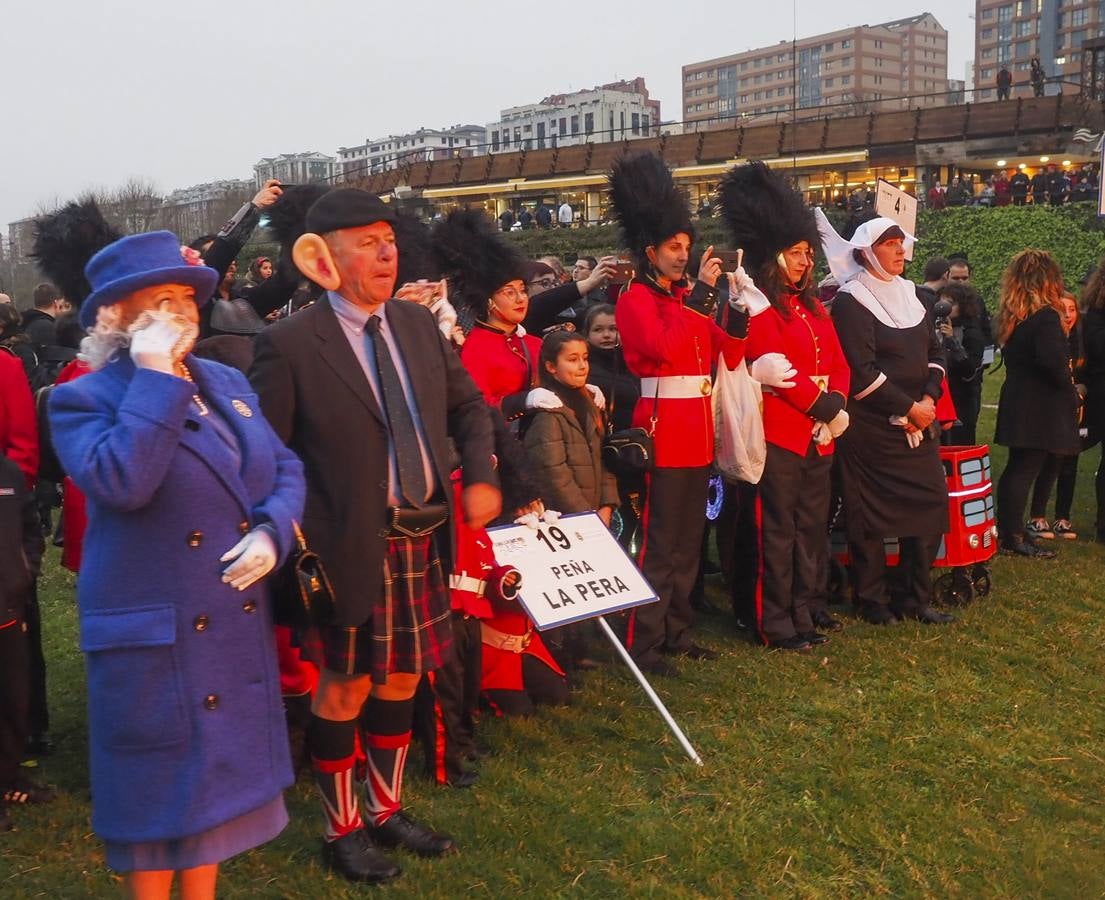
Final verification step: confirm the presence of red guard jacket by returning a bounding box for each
[745,293,851,457]
[448,471,518,620]
[616,278,746,468]
[460,322,541,422]
[0,349,38,488]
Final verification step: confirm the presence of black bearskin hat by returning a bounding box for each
[718,161,820,273]
[30,197,122,310]
[394,212,439,288]
[608,153,694,268]
[430,209,527,316]
[264,183,331,255]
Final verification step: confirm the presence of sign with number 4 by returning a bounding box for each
[875,178,918,261]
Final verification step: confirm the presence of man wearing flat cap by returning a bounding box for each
[250,188,501,884]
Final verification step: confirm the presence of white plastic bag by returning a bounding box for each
[713,358,767,484]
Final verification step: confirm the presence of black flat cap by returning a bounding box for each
[305,188,397,234]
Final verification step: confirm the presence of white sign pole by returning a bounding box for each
[594,616,703,766]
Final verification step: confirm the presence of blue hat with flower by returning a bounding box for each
[79,231,218,328]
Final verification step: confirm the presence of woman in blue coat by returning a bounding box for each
[49,232,305,899]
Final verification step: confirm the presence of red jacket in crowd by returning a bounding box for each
[746,293,851,457]
[460,322,542,421]
[616,279,745,468]
[0,349,38,488]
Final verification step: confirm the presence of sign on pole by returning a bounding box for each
[488,512,657,630]
[488,512,702,765]
[874,178,918,260]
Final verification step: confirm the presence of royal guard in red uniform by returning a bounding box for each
[720,163,852,650]
[609,153,795,677]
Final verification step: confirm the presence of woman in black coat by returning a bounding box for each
[994,250,1081,557]
[938,281,987,445]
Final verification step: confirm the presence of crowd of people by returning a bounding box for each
[0,152,1099,896]
[924,164,1100,209]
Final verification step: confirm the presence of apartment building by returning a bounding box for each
[681,13,949,126]
[337,125,485,180]
[486,78,661,152]
[974,0,1103,99]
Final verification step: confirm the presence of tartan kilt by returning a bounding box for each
[295,535,453,684]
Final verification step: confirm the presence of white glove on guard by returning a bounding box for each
[827,409,850,438]
[749,352,797,389]
[526,388,564,410]
[585,384,606,409]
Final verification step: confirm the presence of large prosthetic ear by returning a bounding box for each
[292,233,341,291]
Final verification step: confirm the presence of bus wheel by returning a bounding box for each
[934,571,974,607]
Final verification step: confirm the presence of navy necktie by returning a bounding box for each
[365,316,426,508]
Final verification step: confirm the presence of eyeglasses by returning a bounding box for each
[528,278,557,290]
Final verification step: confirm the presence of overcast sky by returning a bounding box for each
[1,0,975,229]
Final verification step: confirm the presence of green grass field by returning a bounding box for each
[2,376,1104,899]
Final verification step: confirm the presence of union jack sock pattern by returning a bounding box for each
[308,715,363,841]
[360,696,415,827]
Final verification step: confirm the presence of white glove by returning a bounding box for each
[513,508,561,529]
[585,384,606,409]
[749,352,797,389]
[827,408,850,438]
[727,268,771,316]
[129,312,196,372]
[526,388,564,410]
[906,429,923,449]
[812,422,832,446]
[220,527,278,591]
[430,297,457,339]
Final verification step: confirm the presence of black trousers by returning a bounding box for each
[849,533,941,614]
[24,583,47,737]
[413,612,481,785]
[628,466,709,664]
[0,620,29,787]
[1032,438,1103,526]
[483,656,569,716]
[757,444,831,643]
[715,479,760,628]
[997,447,1050,543]
[947,383,981,446]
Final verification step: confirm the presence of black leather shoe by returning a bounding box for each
[637,656,680,677]
[857,605,899,626]
[368,812,457,858]
[447,769,478,789]
[799,631,830,646]
[766,635,812,651]
[322,829,402,883]
[904,606,956,625]
[1000,538,1057,559]
[811,611,843,632]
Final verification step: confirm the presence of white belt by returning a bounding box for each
[449,573,486,596]
[640,375,713,400]
[481,622,533,654]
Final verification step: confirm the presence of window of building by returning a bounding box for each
[754,91,763,100]
[825,77,835,87]
[740,61,748,71]
[981,67,994,79]
[998,43,1012,62]
[981,87,993,97]
[642,115,650,132]
[981,6,994,18]
[777,53,787,62]
[824,42,834,52]
[1071,29,1087,47]
[740,77,748,86]
[777,70,786,80]
[1015,41,1030,59]
[982,47,994,58]
[695,103,704,111]
[559,117,567,135]
[842,75,851,85]
[1015,19,1033,37]
[875,75,884,84]
[842,38,852,48]
[695,71,704,80]
[875,57,884,67]
[583,113,593,134]
[631,112,640,134]
[754,74,763,84]
[1016,0,1031,15]
[997,5,1012,23]
[1072,8,1089,26]
[874,39,884,49]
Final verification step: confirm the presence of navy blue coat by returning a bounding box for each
[49,355,305,844]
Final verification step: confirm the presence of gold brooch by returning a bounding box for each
[231,399,253,418]
[700,379,712,396]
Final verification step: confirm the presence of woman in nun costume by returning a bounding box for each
[815,211,955,627]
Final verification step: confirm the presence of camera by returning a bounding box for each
[932,297,953,331]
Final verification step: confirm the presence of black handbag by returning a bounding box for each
[271,521,336,628]
[601,371,658,478]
